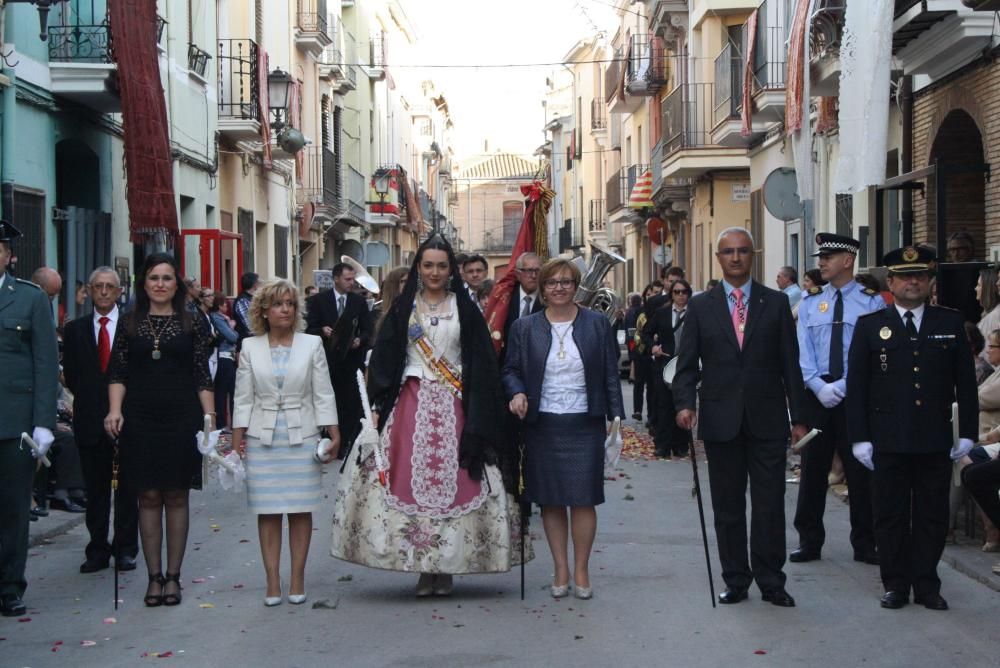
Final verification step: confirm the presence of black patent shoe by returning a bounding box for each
[0,594,26,617]
[789,547,821,563]
[718,588,749,604]
[914,593,948,610]
[880,591,908,609]
[762,588,796,607]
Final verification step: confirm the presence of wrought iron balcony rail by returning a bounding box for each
[345,31,358,84]
[48,23,112,63]
[301,146,338,207]
[188,43,212,78]
[625,34,669,93]
[607,164,648,212]
[370,32,387,68]
[753,24,787,91]
[297,0,329,35]
[605,47,623,104]
[663,83,715,157]
[713,42,743,127]
[810,0,846,60]
[591,98,607,130]
[589,199,607,232]
[217,39,259,120]
[156,15,167,46]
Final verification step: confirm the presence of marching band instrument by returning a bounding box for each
[575,243,625,321]
[340,255,380,295]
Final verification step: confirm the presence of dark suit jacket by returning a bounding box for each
[673,281,805,442]
[305,290,373,377]
[846,305,977,453]
[501,307,625,424]
[499,288,543,364]
[641,303,677,374]
[62,311,114,447]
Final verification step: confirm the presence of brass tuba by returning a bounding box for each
[575,243,625,321]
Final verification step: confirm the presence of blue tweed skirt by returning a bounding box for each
[524,412,606,507]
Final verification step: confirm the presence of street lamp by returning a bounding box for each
[267,67,293,131]
[5,0,69,41]
[372,167,391,210]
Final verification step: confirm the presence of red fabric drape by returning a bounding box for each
[815,96,839,134]
[740,10,759,137]
[785,0,811,136]
[483,182,554,354]
[109,0,178,242]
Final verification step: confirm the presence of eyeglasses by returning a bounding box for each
[672,289,690,295]
[89,282,120,292]
[516,267,540,274]
[718,247,752,256]
[543,279,576,289]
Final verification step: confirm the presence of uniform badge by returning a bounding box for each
[818,302,829,313]
[879,326,892,340]
[902,247,918,262]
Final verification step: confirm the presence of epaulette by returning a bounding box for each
[861,287,878,296]
[14,278,42,291]
[857,309,881,320]
[933,304,961,313]
[804,286,823,297]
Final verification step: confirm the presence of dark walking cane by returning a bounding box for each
[688,433,716,608]
[111,439,120,610]
[518,437,528,601]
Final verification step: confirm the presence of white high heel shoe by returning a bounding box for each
[288,592,307,605]
[264,580,282,607]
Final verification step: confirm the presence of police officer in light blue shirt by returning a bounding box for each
[790,233,885,566]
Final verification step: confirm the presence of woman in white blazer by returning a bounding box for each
[232,279,339,607]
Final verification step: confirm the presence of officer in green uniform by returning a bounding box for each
[0,220,59,617]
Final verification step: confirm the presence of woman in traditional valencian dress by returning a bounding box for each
[331,235,528,596]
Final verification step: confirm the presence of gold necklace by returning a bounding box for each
[145,313,173,360]
[551,321,572,360]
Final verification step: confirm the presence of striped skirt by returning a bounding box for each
[245,429,322,515]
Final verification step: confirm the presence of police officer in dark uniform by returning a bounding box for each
[0,220,59,617]
[846,245,977,611]
[791,233,884,564]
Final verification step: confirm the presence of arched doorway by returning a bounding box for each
[927,109,986,260]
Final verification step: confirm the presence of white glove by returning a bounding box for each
[852,441,874,471]
[816,383,845,408]
[950,438,974,461]
[32,427,55,459]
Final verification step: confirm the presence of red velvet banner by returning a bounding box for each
[109,0,179,242]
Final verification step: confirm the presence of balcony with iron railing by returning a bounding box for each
[299,146,339,208]
[589,199,607,233]
[217,38,260,142]
[295,0,332,57]
[347,165,366,223]
[367,32,387,80]
[47,7,119,113]
[345,31,358,86]
[318,16,346,83]
[711,40,750,146]
[745,0,789,123]
[607,164,648,213]
[591,98,607,132]
[624,35,669,96]
[809,0,846,95]
[661,82,749,179]
[605,47,622,105]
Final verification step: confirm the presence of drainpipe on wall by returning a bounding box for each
[900,75,913,247]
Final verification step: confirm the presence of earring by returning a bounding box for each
[416,275,424,292]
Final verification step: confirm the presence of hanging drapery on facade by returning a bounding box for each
[484,182,554,354]
[833,0,893,193]
[786,0,816,200]
[740,9,759,138]
[815,97,839,135]
[400,174,425,238]
[257,48,273,169]
[109,0,178,243]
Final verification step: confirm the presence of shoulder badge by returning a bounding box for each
[805,286,823,297]
[861,287,878,296]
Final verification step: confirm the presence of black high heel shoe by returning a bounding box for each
[144,573,165,607]
[162,572,182,606]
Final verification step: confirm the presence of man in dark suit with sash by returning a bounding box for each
[63,266,139,574]
[0,221,59,617]
[847,246,977,611]
[674,227,808,607]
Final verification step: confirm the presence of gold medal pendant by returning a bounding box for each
[879,327,892,340]
[818,302,829,313]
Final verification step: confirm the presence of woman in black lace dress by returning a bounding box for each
[104,253,215,607]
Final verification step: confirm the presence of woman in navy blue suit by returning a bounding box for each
[502,258,624,600]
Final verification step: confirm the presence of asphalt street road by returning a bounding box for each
[5,385,1000,667]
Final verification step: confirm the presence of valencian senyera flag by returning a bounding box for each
[483,182,555,355]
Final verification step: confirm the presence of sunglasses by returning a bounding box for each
[672,289,690,295]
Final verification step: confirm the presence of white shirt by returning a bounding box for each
[517,286,539,318]
[332,288,347,314]
[92,305,120,343]
[672,307,686,329]
[539,322,588,413]
[894,303,925,332]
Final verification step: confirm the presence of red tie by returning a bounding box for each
[97,316,111,373]
[731,288,746,348]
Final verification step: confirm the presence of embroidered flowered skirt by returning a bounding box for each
[331,377,531,573]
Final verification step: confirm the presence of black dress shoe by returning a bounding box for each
[789,548,821,563]
[80,559,110,574]
[0,594,27,617]
[914,593,949,610]
[762,588,796,607]
[880,591,908,609]
[51,498,86,513]
[631,412,643,421]
[30,506,49,518]
[853,551,879,565]
[116,556,138,571]
[718,588,749,604]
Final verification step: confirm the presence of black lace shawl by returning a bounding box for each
[367,291,513,490]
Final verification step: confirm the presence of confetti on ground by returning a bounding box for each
[81,640,97,647]
[233,584,245,589]
[17,617,31,623]
[311,598,339,610]
[754,650,767,655]
[623,494,635,501]
[337,574,353,582]
[238,539,249,543]
[142,650,174,658]
[199,603,215,609]
[191,578,208,583]
[210,524,220,529]
[103,617,117,624]
[620,426,656,460]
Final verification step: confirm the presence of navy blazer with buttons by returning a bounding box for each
[501,307,624,424]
